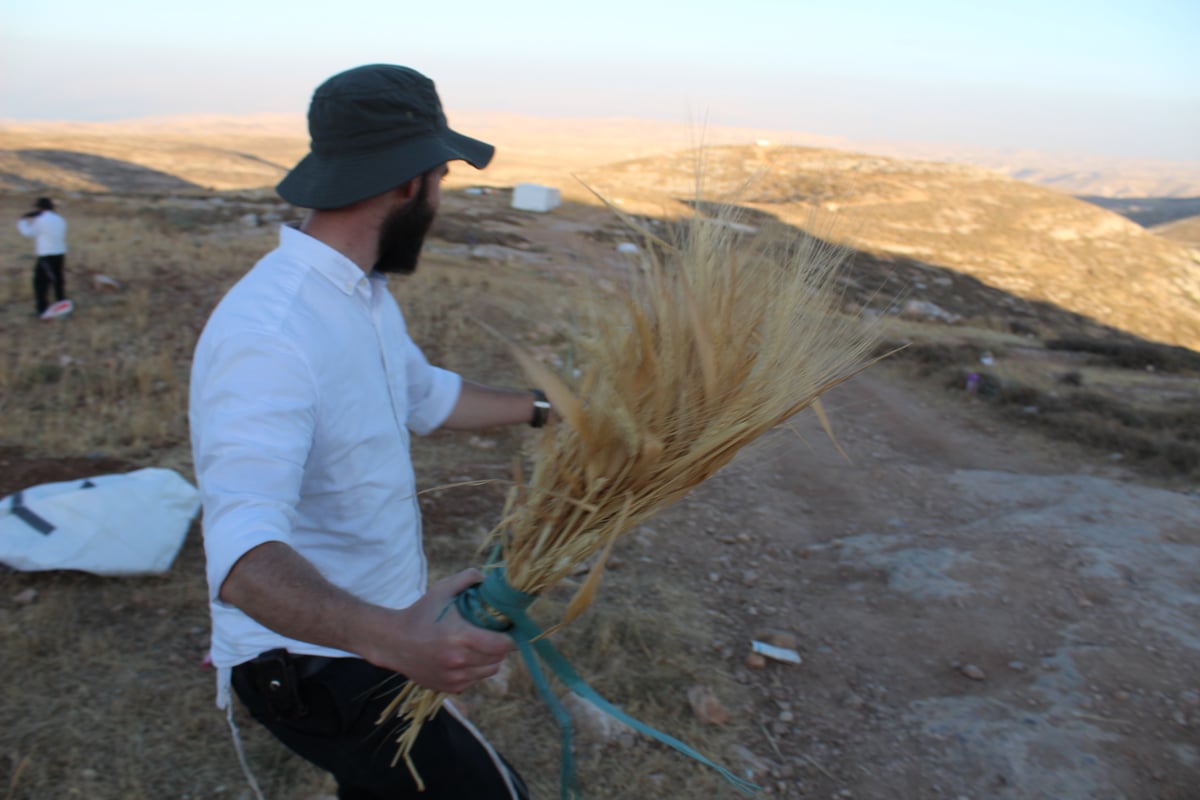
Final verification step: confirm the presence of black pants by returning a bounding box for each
[33,254,66,314]
[231,651,529,799]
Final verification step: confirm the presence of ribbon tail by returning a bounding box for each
[526,627,760,796]
[512,629,580,800]
[467,566,760,797]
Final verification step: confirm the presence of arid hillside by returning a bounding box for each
[578,145,1200,352]
[0,117,306,193]
[1154,215,1200,250]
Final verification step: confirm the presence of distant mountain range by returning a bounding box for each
[3,112,1199,200]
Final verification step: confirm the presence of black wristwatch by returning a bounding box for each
[530,389,551,428]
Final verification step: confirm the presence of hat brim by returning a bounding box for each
[277,127,494,210]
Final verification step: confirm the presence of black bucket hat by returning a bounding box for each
[277,64,494,210]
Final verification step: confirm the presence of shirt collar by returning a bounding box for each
[278,223,371,296]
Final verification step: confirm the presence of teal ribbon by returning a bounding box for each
[454,565,761,800]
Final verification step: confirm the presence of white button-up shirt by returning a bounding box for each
[17,210,68,256]
[189,224,462,676]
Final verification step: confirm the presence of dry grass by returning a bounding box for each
[0,532,333,798]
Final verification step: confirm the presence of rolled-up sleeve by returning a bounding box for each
[190,334,317,604]
[403,336,462,435]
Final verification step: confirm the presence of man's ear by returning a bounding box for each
[393,176,422,202]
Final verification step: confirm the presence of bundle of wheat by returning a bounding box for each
[382,192,882,795]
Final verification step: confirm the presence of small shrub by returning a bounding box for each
[24,363,64,385]
[996,383,1043,407]
[883,341,983,374]
[1045,337,1200,374]
[1163,441,1200,474]
[1058,371,1083,386]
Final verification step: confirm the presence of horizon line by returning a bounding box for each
[3,111,1199,167]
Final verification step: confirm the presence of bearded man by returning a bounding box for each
[189,64,546,799]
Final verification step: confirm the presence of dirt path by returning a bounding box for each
[646,365,1200,799]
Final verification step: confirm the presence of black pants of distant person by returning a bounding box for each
[232,651,530,800]
[33,254,66,315]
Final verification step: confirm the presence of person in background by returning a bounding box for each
[189,64,548,799]
[17,197,69,318]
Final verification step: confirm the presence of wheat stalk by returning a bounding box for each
[380,188,881,788]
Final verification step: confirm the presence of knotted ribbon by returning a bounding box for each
[454,564,760,799]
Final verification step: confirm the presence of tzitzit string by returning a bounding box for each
[453,564,761,800]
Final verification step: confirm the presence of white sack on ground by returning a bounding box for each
[0,467,200,576]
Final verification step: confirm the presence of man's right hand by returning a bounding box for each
[361,568,516,694]
[221,543,515,695]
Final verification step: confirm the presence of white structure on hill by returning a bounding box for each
[512,183,561,213]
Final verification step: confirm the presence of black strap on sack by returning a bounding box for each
[9,491,55,535]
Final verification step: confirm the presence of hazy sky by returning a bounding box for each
[2,0,1197,160]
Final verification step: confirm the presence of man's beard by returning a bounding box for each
[373,178,435,275]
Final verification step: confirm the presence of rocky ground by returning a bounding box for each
[639,364,1200,799]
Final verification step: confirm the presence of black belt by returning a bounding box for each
[290,653,337,679]
[234,649,339,683]
[233,650,341,719]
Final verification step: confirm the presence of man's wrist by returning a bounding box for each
[529,388,551,428]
